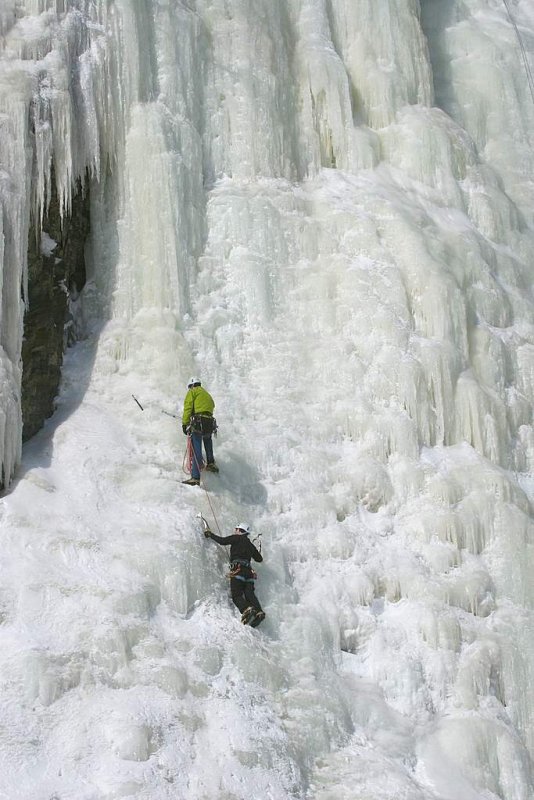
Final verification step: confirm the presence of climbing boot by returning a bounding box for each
[205,463,219,473]
[249,610,265,628]
[241,607,256,625]
[182,478,200,486]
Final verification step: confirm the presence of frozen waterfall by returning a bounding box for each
[1,1,534,798]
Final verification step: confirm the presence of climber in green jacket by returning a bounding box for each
[181,377,218,485]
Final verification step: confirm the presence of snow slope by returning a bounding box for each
[1,1,534,798]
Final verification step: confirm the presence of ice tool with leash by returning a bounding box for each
[131,394,180,420]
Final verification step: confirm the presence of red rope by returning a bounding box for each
[190,434,205,476]
[182,436,193,474]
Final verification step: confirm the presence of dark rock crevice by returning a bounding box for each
[22,176,90,442]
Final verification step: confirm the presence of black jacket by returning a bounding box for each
[207,532,263,563]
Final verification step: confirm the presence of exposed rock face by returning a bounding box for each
[21,180,89,441]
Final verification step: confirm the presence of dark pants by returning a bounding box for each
[191,433,214,479]
[230,578,263,614]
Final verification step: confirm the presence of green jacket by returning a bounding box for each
[182,386,215,425]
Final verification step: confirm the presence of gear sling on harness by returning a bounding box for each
[188,413,218,436]
[228,559,257,581]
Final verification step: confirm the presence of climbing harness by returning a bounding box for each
[189,413,218,436]
[227,559,257,582]
[502,0,534,105]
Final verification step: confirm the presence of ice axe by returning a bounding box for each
[197,512,211,537]
[131,395,179,418]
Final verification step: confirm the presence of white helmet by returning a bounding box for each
[187,376,201,388]
[235,522,251,535]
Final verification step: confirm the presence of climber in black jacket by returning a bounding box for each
[204,521,265,627]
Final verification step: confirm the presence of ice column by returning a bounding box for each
[0,0,163,482]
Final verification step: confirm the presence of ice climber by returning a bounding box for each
[203,521,266,627]
[181,377,218,486]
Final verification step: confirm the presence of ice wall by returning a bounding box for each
[1,0,534,798]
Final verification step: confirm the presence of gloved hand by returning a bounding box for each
[182,424,188,435]
[204,529,212,539]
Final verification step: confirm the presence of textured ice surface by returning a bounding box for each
[0,0,534,798]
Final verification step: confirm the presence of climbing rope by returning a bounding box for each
[203,487,223,536]
[189,434,223,536]
[502,0,534,105]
